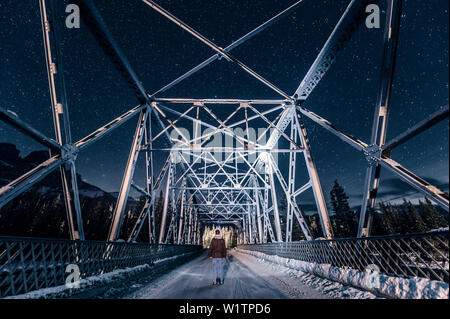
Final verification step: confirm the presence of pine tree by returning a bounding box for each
[370,208,386,235]
[379,202,398,234]
[307,215,322,238]
[292,216,307,241]
[330,180,353,237]
[419,198,448,230]
[400,199,427,233]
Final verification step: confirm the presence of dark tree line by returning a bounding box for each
[371,198,448,235]
[0,186,117,240]
[319,180,447,238]
[278,179,448,240]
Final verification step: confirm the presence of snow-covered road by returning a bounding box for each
[124,249,377,299]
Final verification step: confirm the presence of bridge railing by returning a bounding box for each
[239,230,449,283]
[0,236,202,298]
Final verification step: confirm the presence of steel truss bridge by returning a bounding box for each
[0,0,448,298]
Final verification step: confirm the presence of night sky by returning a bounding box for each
[0,0,448,213]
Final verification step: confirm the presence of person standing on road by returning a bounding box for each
[208,229,227,285]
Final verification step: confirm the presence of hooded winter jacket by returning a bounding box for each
[208,235,227,258]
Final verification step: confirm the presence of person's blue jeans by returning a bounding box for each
[212,258,225,282]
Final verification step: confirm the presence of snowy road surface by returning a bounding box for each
[124,249,377,299]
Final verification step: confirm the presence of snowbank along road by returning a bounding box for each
[123,249,378,299]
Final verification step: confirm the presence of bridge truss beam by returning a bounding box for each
[0,0,448,246]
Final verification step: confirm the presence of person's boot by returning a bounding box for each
[216,277,220,285]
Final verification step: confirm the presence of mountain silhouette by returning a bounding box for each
[0,143,143,240]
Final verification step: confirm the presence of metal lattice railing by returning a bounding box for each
[0,236,202,298]
[239,230,449,283]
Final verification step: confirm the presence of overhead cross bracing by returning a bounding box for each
[0,0,448,250]
[143,96,330,244]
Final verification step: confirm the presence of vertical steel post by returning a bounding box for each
[177,179,186,244]
[262,173,276,242]
[295,111,333,239]
[243,218,247,244]
[159,161,172,243]
[247,207,253,244]
[191,213,197,244]
[286,115,296,242]
[181,203,189,244]
[192,211,197,245]
[128,108,155,243]
[195,218,201,245]
[108,109,148,241]
[269,169,283,242]
[251,203,258,243]
[358,0,402,237]
[146,108,156,243]
[263,177,269,243]
[171,164,178,244]
[254,178,263,243]
[187,207,193,244]
[39,0,84,240]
